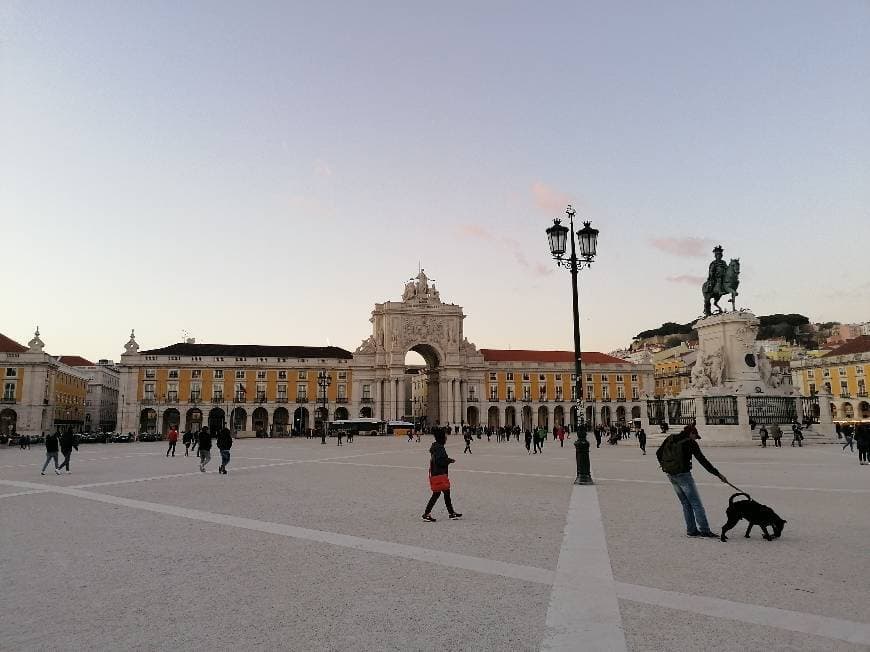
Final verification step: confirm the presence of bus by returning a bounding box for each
[384,420,415,437]
[329,419,383,437]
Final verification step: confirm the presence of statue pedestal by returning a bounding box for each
[676,311,809,444]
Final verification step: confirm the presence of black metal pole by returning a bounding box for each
[569,210,593,485]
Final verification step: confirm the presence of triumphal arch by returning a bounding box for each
[350,270,486,426]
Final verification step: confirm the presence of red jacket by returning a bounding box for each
[168,428,179,443]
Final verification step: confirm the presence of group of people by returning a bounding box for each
[838,422,870,465]
[40,427,78,475]
[756,422,804,448]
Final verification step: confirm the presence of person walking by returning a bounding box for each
[347,428,354,444]
[842,423,855,453]
[855,423,870,465]
[166,425,179,457]
[655,424,727,538]
[759,425,769,448]
[593,427,602,449]
[637,427,647,455]
[217,426,232,475]
[557,425,565,448]
[57,427,78,474]
[191,430,199,455]
[198,426,212,472]
[422,430,461,522]
[524,428,532,454]
[463,429,473,454]
[182,430,192,456]
[770,423,783,448]
[41,431,61,475]
[336,429,343,446]
[791,423,803,448]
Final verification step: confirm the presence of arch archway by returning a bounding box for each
[140,409,157,434]
[860,401,870,420]
[615,406,626,425]
[553,405,564,427]
[505,406,516,428]
[585,406,594,427]
[334,407,349,421]
[162,408,180,435]
[537,405,549,429]
[359,406,373,418]
[487,406,500,428]
[273,407,289,435]
[252,407,269,435]
[601,405,612,426]
[466,406,479,427]
[521,405,533,430]
[843,403,855,419]
[0,408,17,436]
[405,343,444,425]
[208,408,225,432]
[830,403,837,419]
[185,408,203,433]
[631,406,641,421]
[294,407,310,434]
[231,407,247,432]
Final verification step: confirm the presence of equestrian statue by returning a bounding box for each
[702,245,740,316]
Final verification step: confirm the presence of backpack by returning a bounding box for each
[657,435,685,475]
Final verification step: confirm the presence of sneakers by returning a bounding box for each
[421,514,436,522]
[688,531,718,538]
[199,464,205,472]
[41,471,46,475]
[55,468,61,475]
[449,513,463,519]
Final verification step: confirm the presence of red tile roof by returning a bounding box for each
[824,335,870,358]
[480,349,631,364]
[57,355,95,367]
[0,333,28,353]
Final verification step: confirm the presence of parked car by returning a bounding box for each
[112,432,134,443]
[138,432,158,442]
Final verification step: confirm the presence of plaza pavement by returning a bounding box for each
[1,434,868,651]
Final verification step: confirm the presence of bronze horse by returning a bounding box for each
[703,258,740,316]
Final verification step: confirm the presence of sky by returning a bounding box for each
[2,1,868,363]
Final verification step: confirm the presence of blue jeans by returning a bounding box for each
[668,472,711,534]
[220,450,230,468]
[42,452,58,473]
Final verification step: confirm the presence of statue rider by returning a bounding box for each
[707,246,727,297]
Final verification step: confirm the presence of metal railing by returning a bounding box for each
[360,397,374,404]
[0,397,16,404]
[747,396,797,425]
[667,398,696,425]
[647,399,667,425]
[704,396,738,425]
[335,397,348,403]
[295,397,309,404]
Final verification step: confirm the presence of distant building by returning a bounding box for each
[824,324,863,347]
[0,330,89,436]
[652,343,696,398]
[791,335,870,422]
[58,357,120,433]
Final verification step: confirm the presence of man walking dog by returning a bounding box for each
[656,424,728,538]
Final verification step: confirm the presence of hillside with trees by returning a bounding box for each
[634,313,817,348]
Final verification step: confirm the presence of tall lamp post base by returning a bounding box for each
[574,434,594,485]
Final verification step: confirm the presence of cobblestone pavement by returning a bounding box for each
[1,435,868,651]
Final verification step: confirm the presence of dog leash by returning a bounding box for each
[725,481,747,494]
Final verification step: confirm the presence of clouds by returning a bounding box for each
[457,224,553,277]
[532,181,571,214]
[666,274,705,285]
[649,237,715,258]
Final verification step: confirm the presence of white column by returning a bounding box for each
[397,377,406,420]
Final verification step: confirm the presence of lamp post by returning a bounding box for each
[317,370,331,444]
[546,205,599,485]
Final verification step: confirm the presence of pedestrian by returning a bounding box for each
[24,434,31,450]
[655,424,727,538]
[770,423,783,447]
[336,429,343,446]
[842,424,855,453]
[759,425,769,448]
[41,431,61,475]
[532,427,543,454]
[791,423,803,448]
[463,429,472,454]
[347,428,354,444]
[593,427,602,449]
[557,425,565,448]
[855,423,870,465]
[421,430,461,522]
[637,428,647,455]
[198,426,212,472]
[514,425,521,442]
[191,431,199,455]
[524,428,532,454]
[57,427,78,474]
[166,425,179,457]
[217,426,232,474]
[182,430,192,456]
[320,426,327,445]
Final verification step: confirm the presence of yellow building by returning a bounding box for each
[791,335,870,422]
[0,330,89,436]
[118,334,353,436]
[652,344,695,397]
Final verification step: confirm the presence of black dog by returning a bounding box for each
[720,493,786,542]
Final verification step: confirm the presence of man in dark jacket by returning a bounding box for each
[855,423,870,465]
[217,427,232,475]
[41,431,61,475]
[198,426,212,472]
[57,428,78,474]
[656,425,727,538]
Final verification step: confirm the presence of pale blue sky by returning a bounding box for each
[2,1,868,362]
